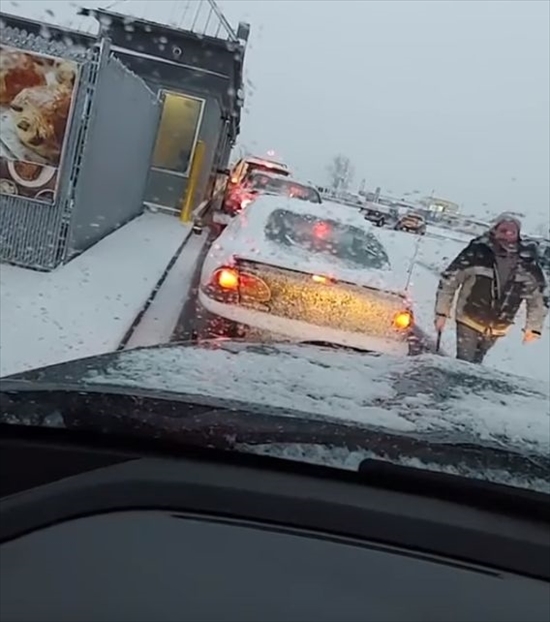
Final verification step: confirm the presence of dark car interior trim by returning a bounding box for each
[1,425,548,581]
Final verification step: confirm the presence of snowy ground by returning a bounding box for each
[124,230,208,350]
[0,212,190,377]
[1,215,547,385]
[416,233,550,383]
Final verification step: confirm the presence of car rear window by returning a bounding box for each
[248,175,321,204]
[248,163,289,179]
[264,209,390,270]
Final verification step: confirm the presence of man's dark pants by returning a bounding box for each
[456,322,499,364]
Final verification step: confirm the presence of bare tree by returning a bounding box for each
[327,154,354,192]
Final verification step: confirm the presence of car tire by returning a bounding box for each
[376,219,385,227]
[197,309,244,340]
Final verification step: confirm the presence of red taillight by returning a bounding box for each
[217,268,239,290]
[211,267,271,303]
[313,221,331,239]
[393,310,413,330]
[311,274,331,284]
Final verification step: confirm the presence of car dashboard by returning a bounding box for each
[1,427,549,622]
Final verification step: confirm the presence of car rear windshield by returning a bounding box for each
[249,163,290,178]
[265,209,390,270]
[248,174,321,204]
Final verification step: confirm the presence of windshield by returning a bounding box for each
[264,208,391,270]
[248,174,322,203]
[0,0,548,499]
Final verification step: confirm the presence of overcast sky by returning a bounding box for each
[4,0,550,230]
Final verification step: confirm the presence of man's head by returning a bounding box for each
[490,213,521,251]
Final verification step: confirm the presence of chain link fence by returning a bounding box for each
[1,23,160,270]
[0,23,100,270]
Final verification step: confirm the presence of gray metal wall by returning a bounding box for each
[113,51,233,214]
[0,24,99,270]
[68,50,160,255]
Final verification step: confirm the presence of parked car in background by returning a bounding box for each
[361,202,392,227]
[395,212,427,235]
[524,237,550,275]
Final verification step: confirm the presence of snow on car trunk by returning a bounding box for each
[201,196,418,350]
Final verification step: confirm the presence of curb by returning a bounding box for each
[117,226,194,351]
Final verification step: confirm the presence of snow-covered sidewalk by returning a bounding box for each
[0,212,190,377]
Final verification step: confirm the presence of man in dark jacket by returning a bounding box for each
[434,213,548,364]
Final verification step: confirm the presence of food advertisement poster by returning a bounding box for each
[0,44,79,204]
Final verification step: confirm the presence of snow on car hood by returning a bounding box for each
[203,196,419,293]
[9,341,549,461]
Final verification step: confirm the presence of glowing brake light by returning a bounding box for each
[311,274,330,284]
[393,310,413,330]
[313,221,331,239]
[212,267,271,303]
[217,268,239,290]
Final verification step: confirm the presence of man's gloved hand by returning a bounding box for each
[523,329,541,344]
[434,315,447,332]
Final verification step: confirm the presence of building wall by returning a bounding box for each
[68,52,160,255]
[113,51,231,214]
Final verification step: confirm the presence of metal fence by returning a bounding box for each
[68,48,160,255]
[0,24,99,270]
[0,23,160,270]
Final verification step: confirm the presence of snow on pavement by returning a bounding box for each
[125,230,208,350]
[1,208,547,386]
[0,212,190,377]
[416,233,550,383]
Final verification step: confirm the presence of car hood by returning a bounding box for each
[3,341,549,461]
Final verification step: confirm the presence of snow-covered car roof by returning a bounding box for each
[4,342,548,492]
[205,195,419,293]
[400,212,426,222]
[245,157,290,173]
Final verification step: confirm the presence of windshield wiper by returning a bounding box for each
[358,457,550,523]
[1,385,548,490]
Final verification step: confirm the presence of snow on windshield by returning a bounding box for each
[264,208,390,270]
[0,0,548,497]
[81,343,550,459]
